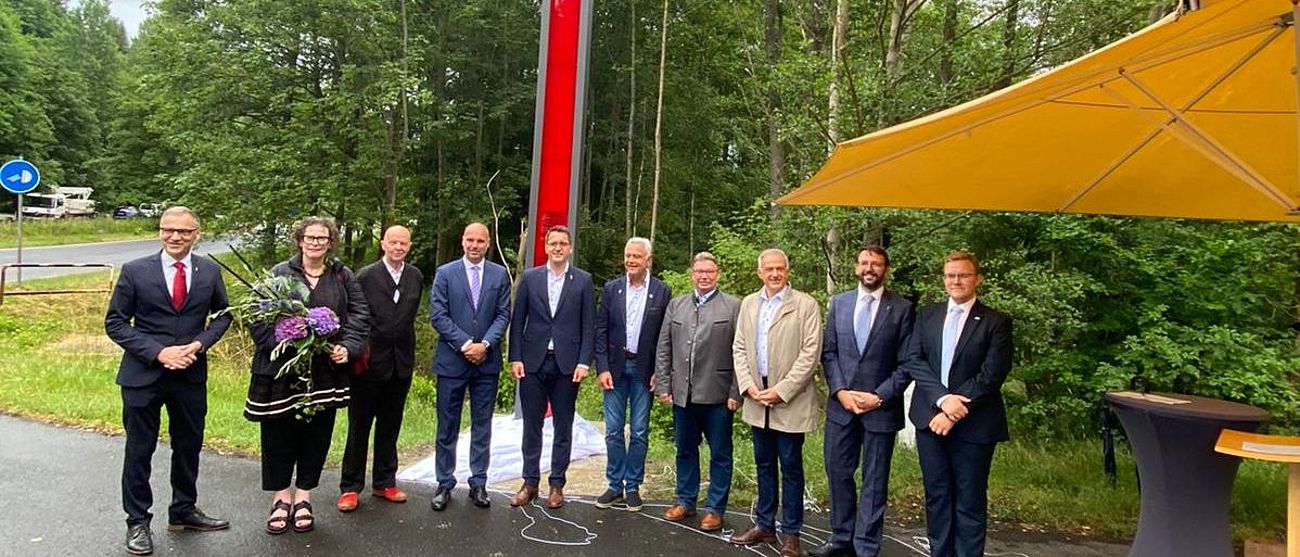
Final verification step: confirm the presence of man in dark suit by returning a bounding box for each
[338,225,425,512]
[508,225,595,509]
[105,207,232,556]
[593,237,671,512]
[814,245,915,557]
[906,251,1013,557]
[427,222,511,511]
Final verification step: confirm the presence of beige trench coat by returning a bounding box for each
[732,287,823,433]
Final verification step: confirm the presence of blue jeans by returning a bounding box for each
[672,402,733,514]
[603,360,651,493]
[752,425,805,536]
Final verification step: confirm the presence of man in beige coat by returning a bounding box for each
[729,248,823,557]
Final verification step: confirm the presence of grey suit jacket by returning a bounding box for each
[653,290,741,406]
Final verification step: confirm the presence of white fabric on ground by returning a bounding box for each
[397,414,606,486]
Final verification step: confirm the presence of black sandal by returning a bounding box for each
[266,500,291,535]
[291,500,315,533]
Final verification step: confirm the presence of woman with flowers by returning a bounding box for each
[242,217,370,535]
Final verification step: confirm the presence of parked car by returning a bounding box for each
[113,205,141,219]
[139,203,164,217]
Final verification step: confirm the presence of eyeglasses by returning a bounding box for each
[943,272,976,281]
[303,235,331,244]
[160,227,198,237]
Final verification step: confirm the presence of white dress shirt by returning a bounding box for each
[624,275,649,354]
[386,257,405,303]
[755,285,788,378]
[161,251,193,302]
[936,296,977,406]
[546,263,568,350]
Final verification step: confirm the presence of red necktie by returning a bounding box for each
[172,261,187,312]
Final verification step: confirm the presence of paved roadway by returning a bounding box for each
[0,415,1130,557]
[0,238,232,281]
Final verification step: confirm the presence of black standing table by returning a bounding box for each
[1105,391,1269,557]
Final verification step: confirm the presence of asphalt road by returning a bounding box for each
[0,414,1130,557]
[0,238,231,280]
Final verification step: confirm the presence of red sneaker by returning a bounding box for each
[372,486,408,503]
[336,492,359,512]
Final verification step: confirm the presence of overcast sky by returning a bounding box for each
[104,0,147,39]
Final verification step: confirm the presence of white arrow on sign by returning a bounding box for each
[6,170,33,184]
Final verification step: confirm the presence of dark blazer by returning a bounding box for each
[594,275,671,386]
[508,264,595,374]
[821,288,915,432]
[429,257,511,378]
[356,260,425,381]
[905,299,1013,444]
[105,251,233,388]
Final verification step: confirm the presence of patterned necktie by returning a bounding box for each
[171,261,187,312]
[941,306,964,387]
[854,295,875,353]
[470,265,481,309]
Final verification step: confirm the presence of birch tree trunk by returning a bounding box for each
[649,0,669,244]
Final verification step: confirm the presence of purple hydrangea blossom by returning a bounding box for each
[305,307,340,336]
[274,316,309,342]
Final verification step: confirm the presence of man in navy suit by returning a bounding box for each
[906,251,1013,557]
[813,245,915,557]
[428,222,511,511]
[593,237,671,512]
[508,225,595,509]
[105,207,233,555]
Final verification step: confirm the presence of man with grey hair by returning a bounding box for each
[730,248,822,557]
[106,206,232,555]
[653,252,741,531]
[594,237,671,512]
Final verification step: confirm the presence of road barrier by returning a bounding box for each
[0,263,115,306]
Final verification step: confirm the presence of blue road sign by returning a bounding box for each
[1,160,40,194]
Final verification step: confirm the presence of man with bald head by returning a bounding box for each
[338,225,426,512]
[428,222,511,511]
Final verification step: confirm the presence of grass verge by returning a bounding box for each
[0,217,155,248]
[0,273,1286,542]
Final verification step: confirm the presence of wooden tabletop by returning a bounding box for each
[1215,429,1300,464]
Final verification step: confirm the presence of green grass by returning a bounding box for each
[0,217,155,248]
[0,273,1287,542]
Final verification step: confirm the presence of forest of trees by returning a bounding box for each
[3,0,1298,438]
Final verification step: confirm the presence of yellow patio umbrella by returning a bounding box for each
[778,0,1300,223]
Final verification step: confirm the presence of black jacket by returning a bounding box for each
[355,259,424,381]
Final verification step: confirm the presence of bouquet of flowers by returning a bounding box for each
[223,273,341,414]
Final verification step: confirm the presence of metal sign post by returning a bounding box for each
[1,157,42,285]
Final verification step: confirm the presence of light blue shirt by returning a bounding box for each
[624,275,649,354]
[755,285,788,378]
[854,285,883,336]
[160,251,193,303]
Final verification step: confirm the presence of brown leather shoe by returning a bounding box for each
[699,512,723,532]
[729,525,777,546]
[509,485,539,507]
[779,534,801,557]
[662,504,696,522]
[545,486,565,509]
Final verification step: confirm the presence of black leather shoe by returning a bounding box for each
[126,524,153,555]
[469,486,491,508]
[166,508,230,532]
[807,542,854,557]
[430,486,451,511]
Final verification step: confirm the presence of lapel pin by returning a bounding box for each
[974,316,982,321]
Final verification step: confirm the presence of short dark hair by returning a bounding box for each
[545,225,572,243]
[291,216,340,258]
[858,244,890,267]
[944,250,980,274]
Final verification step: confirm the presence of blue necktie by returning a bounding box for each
[941,306,964,387]
[854,295,875,353]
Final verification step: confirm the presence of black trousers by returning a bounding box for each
[916,430,997,557]
[121,375,207,526]
[519,354,579,488]
[260,409,337,491]
[340,374,412,493]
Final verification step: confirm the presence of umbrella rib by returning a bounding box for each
[1121,72,1296,211]
[1059,25,1287,213]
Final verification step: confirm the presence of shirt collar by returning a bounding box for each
[695,288,717,303]
[547,262,569,278]
[760,285,789,302]
[162,251,193,269]
[462,256,484,271]
[947,297,977,314]
[385,257,405,275]
[626,274,648,289]
[858,284,883,301]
